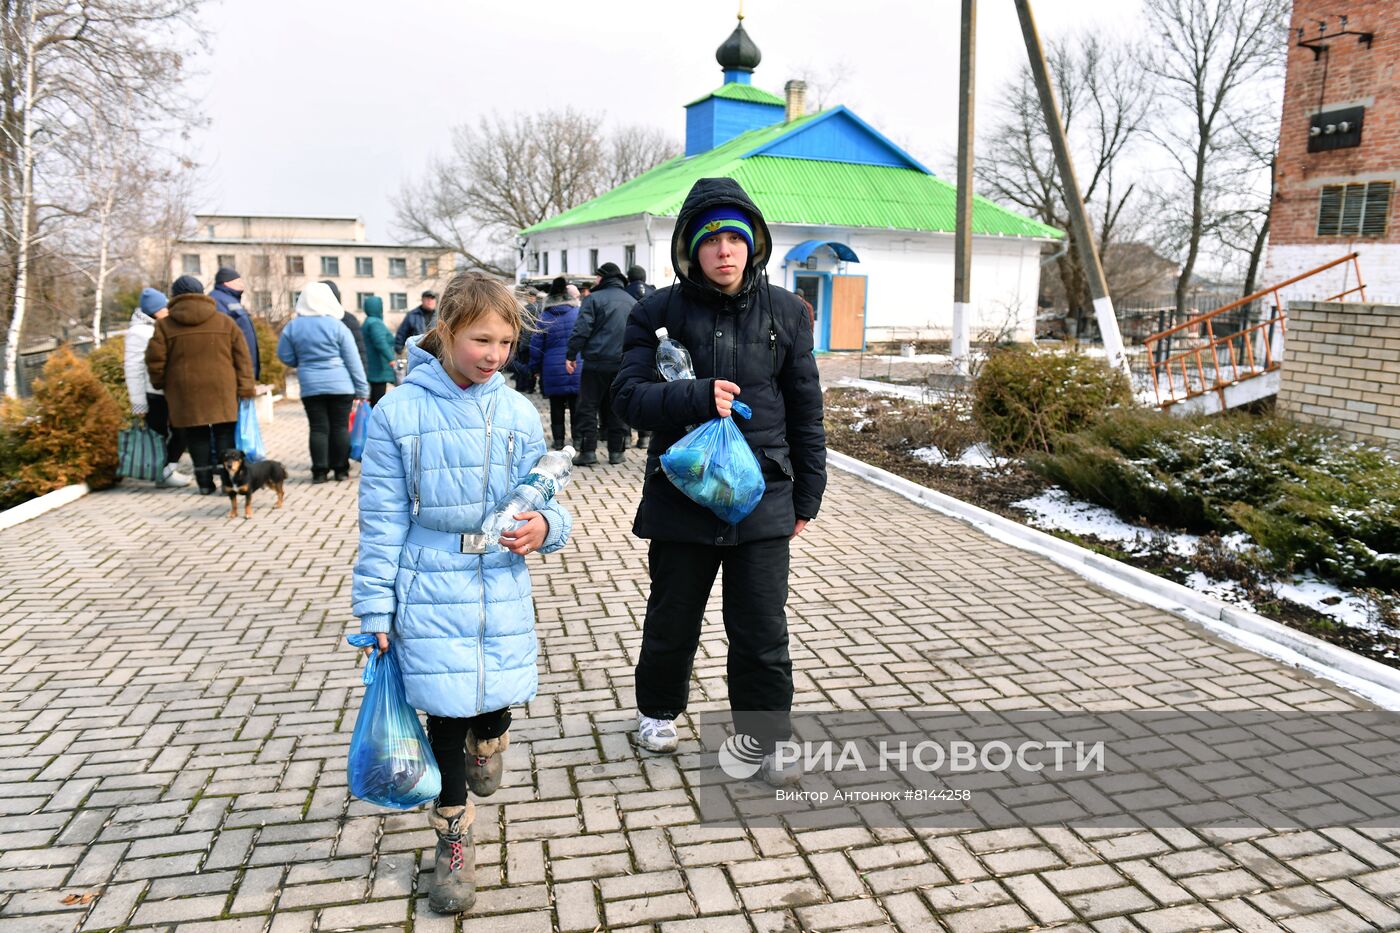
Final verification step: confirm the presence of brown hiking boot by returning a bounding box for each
[427,802,476,913]
[465,731,507,798]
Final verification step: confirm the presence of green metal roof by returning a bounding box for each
[522,110,1062,240]
[685,82,786,107]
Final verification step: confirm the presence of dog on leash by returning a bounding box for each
[221,448,287,519]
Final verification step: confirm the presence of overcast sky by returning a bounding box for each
[187,0,1147,242]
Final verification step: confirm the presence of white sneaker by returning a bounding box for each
[636,715,679,753]
[160,464,192,487]
[761,753,802,788]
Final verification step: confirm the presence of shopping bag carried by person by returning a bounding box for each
[344,633,441,810]
[117,426,165,482]
[235,398,266,462]
[348,399,371,461]
[660,400,765,524]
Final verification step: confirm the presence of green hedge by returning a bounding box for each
[1033,409,1400,588]
[973,347,1133,456]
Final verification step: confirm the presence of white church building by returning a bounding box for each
[518,17,1060,351]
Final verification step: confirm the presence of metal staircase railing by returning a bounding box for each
[1142,252,1365,409]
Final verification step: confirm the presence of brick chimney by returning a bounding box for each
[784,79,807,122]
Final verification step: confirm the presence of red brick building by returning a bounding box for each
[1265,1,1400,300]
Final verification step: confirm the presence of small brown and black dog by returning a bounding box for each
[221,448,287,519]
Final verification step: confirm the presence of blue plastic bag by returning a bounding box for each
[235,398,266,463]
[660,400,766,524]
[344,634,441,810]
[348,399,371,461]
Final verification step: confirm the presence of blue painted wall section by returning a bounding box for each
[747,108,932,173]
[685,97,784,157]
[722,69,752,84]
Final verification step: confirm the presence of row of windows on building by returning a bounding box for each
[181,254,437,279]
[233,290,414,313]
[530,245,638,276]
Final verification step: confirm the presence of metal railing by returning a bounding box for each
[1142,252,1364,408]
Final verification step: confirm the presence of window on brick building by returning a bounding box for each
[1317,182,1392,237]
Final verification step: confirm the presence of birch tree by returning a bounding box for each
[1,0,203,395]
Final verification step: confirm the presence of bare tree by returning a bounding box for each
[1143,0,1289,319]
[792,59,853,112]
[393,108,678,274]
[1,0,205,395]
[975,33,1155,335]
[604,125,680,190]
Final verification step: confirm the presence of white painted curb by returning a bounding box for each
[828,449,1400,710]
[0,483,89,533]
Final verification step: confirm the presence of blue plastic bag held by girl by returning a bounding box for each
[235,398,266,462]
[660,400,766,524]
[344,634,441,809]
[349,399,371,461]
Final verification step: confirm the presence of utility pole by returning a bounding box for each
[1013,0,1129,374]
[952,0,975,376]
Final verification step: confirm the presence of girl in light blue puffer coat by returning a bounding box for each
[351,272,572,915]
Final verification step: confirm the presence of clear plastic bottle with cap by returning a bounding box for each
[482,447,576,550]
[655,327,696,382]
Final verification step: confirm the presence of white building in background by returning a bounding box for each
[519,17,1060,350]
[168,214,452,327]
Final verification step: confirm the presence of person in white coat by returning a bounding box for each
[123,287,191,487]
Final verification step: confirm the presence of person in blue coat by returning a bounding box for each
[352,271,573,915]
[529,277,581,450]
[211,267,260,381]
[276,282,368,483]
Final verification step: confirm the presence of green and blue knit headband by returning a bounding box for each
[688,207,755,260]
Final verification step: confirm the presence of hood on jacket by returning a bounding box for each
[295,282,343,318]
[403,339,505,400]
[129,307,156,328]
[167,293,218,326]
[542,292,574,309]
[362,295,384,319]
[670,177,772,297]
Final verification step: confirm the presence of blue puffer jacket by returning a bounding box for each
[529,297,582,397]
[276,284,369,398]
[351,341,573,718]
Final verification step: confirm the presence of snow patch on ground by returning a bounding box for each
[834,377,950,403]
[1013,487,1397,636]
[911,443,1009,470]
[1013,488,1199,557]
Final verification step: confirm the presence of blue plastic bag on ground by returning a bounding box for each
[236,398,266,462]
[344,634,441,810]
[349,399,371,461]
[660,400,766,524]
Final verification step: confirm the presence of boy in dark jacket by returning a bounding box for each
[613,177,826,786]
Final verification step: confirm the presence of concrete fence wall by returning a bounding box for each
[1279,300,1400,450]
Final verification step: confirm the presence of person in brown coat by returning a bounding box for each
[146,275,256,495]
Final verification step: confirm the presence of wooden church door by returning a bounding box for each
[829,275,867,351]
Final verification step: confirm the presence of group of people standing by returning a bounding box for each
[125,271,258,494]
[521,263,656,464]
[124,267,443,492]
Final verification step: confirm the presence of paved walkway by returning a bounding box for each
[1,392,1398,933]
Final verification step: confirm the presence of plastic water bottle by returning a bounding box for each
[482,447,576,549]
[656,327,695,382]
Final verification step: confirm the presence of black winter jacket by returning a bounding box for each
[566,275,634,366]
[613,177,826,545]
